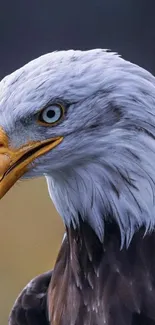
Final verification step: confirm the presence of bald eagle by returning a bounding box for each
[1,49,155,325]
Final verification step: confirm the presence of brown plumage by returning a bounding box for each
[9,271,52,325]
[10,222,155,325]
[48,221,155,325]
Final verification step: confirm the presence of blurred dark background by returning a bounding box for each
[0,0,155,80]
[0,0,155,324]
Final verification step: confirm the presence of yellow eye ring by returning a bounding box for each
[37,103,65,126]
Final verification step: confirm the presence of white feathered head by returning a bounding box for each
[0,49,155,247]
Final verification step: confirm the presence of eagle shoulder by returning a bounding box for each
[9,270,52,325]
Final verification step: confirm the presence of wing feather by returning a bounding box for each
[9,270,52,325]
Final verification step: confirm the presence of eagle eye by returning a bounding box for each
[38,104,64,126]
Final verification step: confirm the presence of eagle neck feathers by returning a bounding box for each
[48,221,155,325]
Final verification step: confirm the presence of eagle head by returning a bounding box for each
[0,49,155,247]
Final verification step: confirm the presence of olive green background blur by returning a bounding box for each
[0,178,64,325]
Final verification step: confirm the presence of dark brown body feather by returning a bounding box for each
[49,222,155,325]
[9,222,155,325]
[9,271,52,325]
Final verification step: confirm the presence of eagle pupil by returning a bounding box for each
[47,110,55,119]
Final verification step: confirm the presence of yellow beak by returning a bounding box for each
[0,128,63,199]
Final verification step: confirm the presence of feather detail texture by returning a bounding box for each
[9,271,52,325]
[48,222,155,325]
